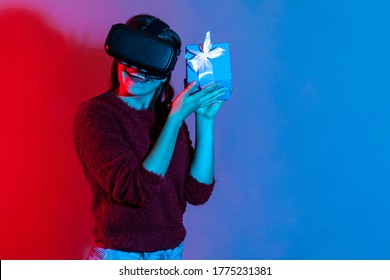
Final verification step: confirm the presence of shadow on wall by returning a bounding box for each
[0,7,112,259]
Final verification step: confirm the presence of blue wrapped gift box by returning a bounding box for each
[185,32,232,100]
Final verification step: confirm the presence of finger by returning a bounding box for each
[202,83,224,94]
[190,83,221,99]
[199,86,228,103]
[199,94,226,106]
[215,100,225,109]
[199,99,225,108]
[181,81,198,98]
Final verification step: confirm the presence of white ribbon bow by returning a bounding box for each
[187,31,225,82]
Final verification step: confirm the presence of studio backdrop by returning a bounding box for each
[0,0,389,259]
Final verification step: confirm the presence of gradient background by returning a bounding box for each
[1,0,389,260]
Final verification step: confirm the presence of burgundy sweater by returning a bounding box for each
[73,91,214,252]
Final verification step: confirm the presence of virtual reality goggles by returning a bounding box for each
[104,19,181,79]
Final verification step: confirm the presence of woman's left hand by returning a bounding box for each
[195,99,225,120]
[194,83,227,119]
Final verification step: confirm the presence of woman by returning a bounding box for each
[73,14,227,260]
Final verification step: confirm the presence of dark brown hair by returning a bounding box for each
[108,14,181,114]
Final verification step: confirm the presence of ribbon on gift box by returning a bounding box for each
[187,31,225,87]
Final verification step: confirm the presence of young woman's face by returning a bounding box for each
[117,63,167,96]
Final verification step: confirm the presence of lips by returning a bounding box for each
[124,70,150,83]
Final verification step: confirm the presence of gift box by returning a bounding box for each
[185,31,232,100]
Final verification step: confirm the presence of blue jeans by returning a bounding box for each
[87,243,184,260]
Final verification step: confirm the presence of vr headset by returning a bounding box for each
[104,18,181,79]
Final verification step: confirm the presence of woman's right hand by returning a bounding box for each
[169,81,227,123]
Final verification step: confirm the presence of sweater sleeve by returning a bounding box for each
[73,101,164,207]
[181,122,215,205]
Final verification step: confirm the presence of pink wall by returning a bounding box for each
[0,7,111,259]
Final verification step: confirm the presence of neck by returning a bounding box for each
[117,89,155,110]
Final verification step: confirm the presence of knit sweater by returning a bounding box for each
[73,91,215,252]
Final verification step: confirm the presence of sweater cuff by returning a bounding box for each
[139,163,165,185]
[184,171,215,205]
[187,171,215,188]
[131,164,165,206]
